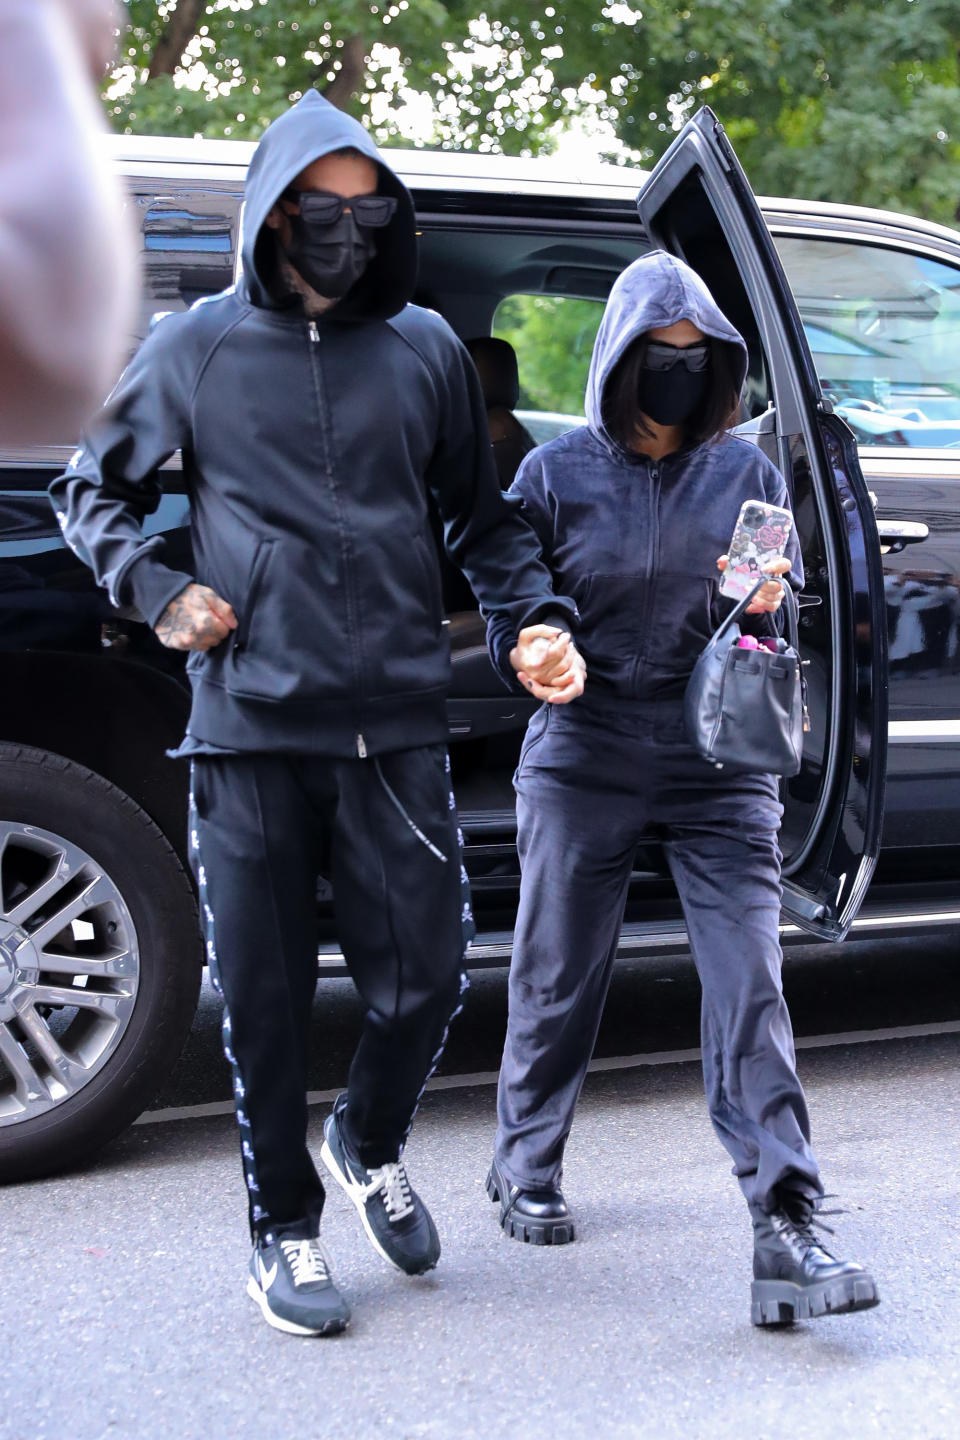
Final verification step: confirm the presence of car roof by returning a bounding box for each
[101,132,960,250]
[102,132,641,199]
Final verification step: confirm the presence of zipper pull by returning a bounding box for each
[356,734,367,758]
[308,321,320,343]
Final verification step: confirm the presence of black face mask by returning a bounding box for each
[283,210,376,299]
[636,366,709,426]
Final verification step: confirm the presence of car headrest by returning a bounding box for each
[465,336,520,411]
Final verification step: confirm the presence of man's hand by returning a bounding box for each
[716,555,791,614]
[155,583,237,651]
[510,625,586,704]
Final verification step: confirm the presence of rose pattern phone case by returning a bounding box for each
[719,501,794,601]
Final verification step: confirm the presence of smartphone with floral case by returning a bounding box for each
[718,500,794,601]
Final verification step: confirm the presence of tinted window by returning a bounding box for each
[128,186,242,344]
[777,236,960,449]
[492,295,603,445]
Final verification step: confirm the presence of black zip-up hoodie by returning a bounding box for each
[50,91,577,758]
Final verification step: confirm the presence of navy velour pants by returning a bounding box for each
[495,698,823,1214]
[188,746,471,1244]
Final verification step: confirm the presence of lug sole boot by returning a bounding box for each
[750,1204,880,1327]
[486,1156,575,1245]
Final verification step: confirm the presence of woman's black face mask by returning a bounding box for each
[637,340,711,426]
[281,189,396,299]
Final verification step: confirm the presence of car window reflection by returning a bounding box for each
[777,236,960,448]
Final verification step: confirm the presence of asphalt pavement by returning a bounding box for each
[3,932,960,1440]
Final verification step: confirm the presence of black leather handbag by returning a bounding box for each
[683,575,808,775]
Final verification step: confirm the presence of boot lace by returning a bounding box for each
[280,1236,331,1288]
[787,1193,845,1253]
[367,1160,415,1222]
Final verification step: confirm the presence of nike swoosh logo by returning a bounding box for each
[258,1255,278,1290]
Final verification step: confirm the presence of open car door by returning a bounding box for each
[637,107,887,940]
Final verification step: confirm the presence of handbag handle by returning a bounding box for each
[708,572,808,733]
[710,571,799,653]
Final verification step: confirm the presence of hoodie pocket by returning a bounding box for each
[577,573,649,661]
[574,571,716,696]
[412,532,444,632]
[642,571,715,672]
[231,538,274,656]
[214,534,355,703]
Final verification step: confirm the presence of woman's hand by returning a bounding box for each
[716,555,791,614]
[510,625,586,704]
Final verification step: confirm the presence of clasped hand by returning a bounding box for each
[510,625,586,704]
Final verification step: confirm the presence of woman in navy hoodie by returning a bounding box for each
[485,253,879,1326]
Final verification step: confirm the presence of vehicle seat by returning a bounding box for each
[730,401,779,467]
[447,611,505,698]
[465,337,538,490]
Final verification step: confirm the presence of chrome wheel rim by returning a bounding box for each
[0,822,139,1127]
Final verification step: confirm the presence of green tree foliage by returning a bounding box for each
[107,1,452,139]
[608,0,960,226]
[493,295,603,416]
[106,0,960,226]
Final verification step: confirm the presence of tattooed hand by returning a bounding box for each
[155,584,237,651]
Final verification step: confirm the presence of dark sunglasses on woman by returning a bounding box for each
[281,189,398,228]
[643,340,711,373]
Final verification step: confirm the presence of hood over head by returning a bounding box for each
[584,251,748,448]
[238,90,417,320]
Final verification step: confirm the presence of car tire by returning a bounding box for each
[0,744,200,1182]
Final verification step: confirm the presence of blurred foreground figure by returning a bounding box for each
[0,0,135,444]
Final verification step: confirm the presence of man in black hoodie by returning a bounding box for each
[51,92,583,1337]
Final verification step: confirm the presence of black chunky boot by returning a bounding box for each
[750,1199,880,1326]
[486,1156,575,1245]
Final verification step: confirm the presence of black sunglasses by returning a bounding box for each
[643,340,712,373]
[281,189,398,228]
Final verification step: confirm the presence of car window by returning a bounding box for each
[128,187,242,344]
[776,236,960,449]
[492,295,603,446]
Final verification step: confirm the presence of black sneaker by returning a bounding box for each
[320,1103,440,1277]
[246,1233,350,1337]
[487,1155,576,1245]
[750,1202,880,1326]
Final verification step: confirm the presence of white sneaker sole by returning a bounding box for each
[245,1275,348,1337]
[319,1136,408,1274]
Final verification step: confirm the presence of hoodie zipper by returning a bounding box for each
[306,320,368,759]
[632,459,661,694]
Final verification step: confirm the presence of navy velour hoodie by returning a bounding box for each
[50,91,576,758]
[487,251,802,704]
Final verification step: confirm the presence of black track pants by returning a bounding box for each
[495,700,823,1214]
[188,746,471,1243]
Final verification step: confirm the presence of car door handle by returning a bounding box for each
[875,519,929,553]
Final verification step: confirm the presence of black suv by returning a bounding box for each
[1,109,957,1181]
